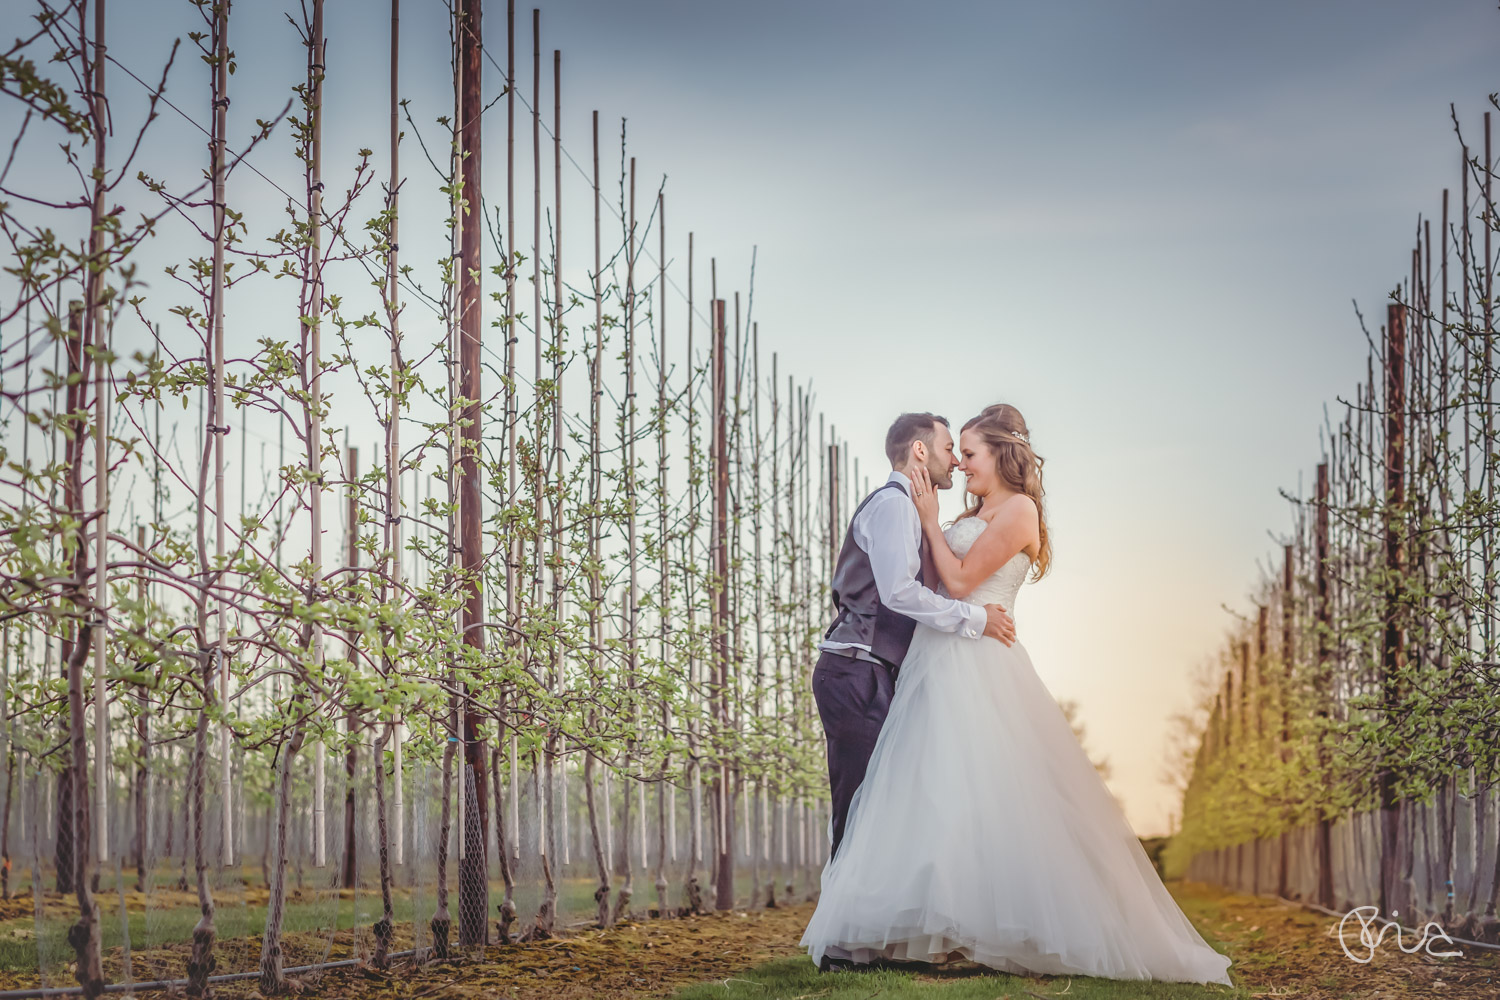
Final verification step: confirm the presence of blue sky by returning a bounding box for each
[4,0,1497,835]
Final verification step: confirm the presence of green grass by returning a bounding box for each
[1,886,370,975]
[672,883,1244,1000]
[671,955,1245,1000]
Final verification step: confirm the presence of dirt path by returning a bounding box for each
[295,881,1498,1000]
[1178,881,1499,998]
[255,904,817,1000]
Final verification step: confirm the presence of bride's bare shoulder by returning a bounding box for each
[983,492,1037,524]
[982,494,1039,546]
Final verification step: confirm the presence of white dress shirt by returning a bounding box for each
[819,471,987,654]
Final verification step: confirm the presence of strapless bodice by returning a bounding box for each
[938,516,1031,612]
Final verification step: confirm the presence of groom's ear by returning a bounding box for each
[911,439,927,463]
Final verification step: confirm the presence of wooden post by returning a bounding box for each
[1224,669,1234,752]
[685,230,703,898]
[542,40,565,928]
[584,105,611,927]
[711,298,734,910]
[386,0,405,872]
[1379,302,1406,916]
[1226,661,1239,890]
[455,0,489,947]
[1280,545,1293,755]
[134,525,149,890]
[207,0,232,873]
[342,444,359,890]
[1250,628,1263,895]
[1238,641,1250,739]
[264,1,324,986]
[92,46,112,864]
[504,0,519,865]
[827,443,840,576]
[784,375,797,901]
[655,188,673,915]
[751,323,769,902]
[732,294,746,876]
[1254,606,1267,741]
[768,353,784,900]
[308,0,328,876]
[1314,462,1333,908]
[616,151,639,921]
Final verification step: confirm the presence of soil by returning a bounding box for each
[1,881,1496,998]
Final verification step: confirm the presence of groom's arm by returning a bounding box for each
[854,489,989,640]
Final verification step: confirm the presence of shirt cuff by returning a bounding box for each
[961,603,986,639]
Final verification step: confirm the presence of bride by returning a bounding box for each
[800,403,1233,987]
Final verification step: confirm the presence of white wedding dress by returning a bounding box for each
[800,517,1233,986]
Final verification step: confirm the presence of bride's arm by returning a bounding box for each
[910,467,1035,600]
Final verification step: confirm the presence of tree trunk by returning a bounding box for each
[133,686,148,892]
[653,774,669,917]
[583,749,612,928]
[260,803,270,890]
[1484,794,1500,925]
[372,725,394,969]
[529,742,558,939]
[490,746,516,942]
[258,726,303,993]
[1441,773,1457,926]
[185,652,217,997]
[55,654,75,895]
[64,627,103,999]
[1401,799,1419,921]
[747,781,759,913]
[1,744,14,900]
[1463,775,1486,929]
[342,706,357,889]
[430,715,453,958]
[611,768,633,924]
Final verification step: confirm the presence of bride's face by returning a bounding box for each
[957,429,997,498]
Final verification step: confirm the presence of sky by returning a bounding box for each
[528,0,1496,837]
[4,0,1498,837]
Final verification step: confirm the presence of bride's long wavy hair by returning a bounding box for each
[956,403,1051,580]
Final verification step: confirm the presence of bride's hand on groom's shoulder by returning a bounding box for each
[908,467,940,527]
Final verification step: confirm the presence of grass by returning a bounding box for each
[668,880,1500,1000]
[668,878,1242,1000]
[0,869,774,977]
[10,882,1496,999]
[669,955,1242,1000]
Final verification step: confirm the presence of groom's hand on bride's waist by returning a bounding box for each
[983,604,1015,646]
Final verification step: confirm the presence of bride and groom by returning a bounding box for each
[800,405,1234,987]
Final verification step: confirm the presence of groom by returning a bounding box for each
[813,412,1016,861]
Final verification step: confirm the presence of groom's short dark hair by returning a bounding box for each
[886,412,949,466]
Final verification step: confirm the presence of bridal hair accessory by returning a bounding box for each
[1011,430,1029,445]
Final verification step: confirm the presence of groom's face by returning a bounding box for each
[925,423,958,489]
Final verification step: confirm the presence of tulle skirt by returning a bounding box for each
[799,626,1233,986]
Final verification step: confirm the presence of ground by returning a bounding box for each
[1,881,1496,998]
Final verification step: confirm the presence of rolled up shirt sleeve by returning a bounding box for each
[853,487,987,639]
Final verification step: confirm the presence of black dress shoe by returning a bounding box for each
[818,955,865,973]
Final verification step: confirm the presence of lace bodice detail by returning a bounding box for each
[938,517,1032,612]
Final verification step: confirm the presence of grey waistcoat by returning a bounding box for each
[822,481,932,668]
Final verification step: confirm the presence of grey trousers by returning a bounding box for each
[811,648,897,860]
